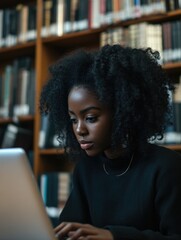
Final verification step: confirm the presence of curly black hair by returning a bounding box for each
[40,44,173,159]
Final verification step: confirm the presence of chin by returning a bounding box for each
[85,149,100,157]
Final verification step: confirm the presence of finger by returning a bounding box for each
[68,226,97,240]
[54,222,68,233]
[67,231,75,237]
[56,222,86,239]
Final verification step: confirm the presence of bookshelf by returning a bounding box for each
[1,0,181,182]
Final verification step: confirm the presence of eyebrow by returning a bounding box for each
[68,106,101,115]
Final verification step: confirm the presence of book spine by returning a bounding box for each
[63,0,72,33]
[27,4,37,40]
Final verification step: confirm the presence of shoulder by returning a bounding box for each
[146,143,181,165]
[144,143,181,181]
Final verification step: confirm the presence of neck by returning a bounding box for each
[104,147,126,160]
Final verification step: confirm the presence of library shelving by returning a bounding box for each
[1,0,181,181]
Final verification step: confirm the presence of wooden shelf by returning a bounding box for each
[0,41,36,60]
[165,144,181,151]
[36,148,74,175]
[0,0,36,8]
[39,148,65,155]
[42,28,104,49]
[163,62,181,71]
[119,9,181,26]
[42,9,181,48]
[0,115,34,124]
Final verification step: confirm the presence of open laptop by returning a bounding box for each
[0,148,59,240]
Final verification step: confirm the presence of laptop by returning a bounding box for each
[0,148,58,240]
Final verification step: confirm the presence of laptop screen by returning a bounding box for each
[0,148,57,240]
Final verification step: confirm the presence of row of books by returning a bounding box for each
[0,123,33,152]
[150,77,181,145]
[39,114,66,149]
[100,19,181,64]
[41,0,173,38]
[39,114,56,149]
[1,1,181,44]
[38,171,72,226]
[0,3,37,48]
[165,0,181,11]
[0,57,36,118]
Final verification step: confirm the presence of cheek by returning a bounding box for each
[101,128,112,143]
[72,125,78,137]
[93,121,112,141]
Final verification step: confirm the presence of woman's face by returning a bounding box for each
[68,87,112,157]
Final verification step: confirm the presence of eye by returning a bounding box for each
[86,116,97,123]
[70,117,77,124]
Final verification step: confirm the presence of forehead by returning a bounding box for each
[68,87,112,117]
[68,87,100,105]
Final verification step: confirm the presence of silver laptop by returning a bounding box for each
[0,148,58,240]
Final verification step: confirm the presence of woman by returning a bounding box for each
[40,44,181,240]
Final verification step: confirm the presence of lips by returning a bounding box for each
[79,140,94,150]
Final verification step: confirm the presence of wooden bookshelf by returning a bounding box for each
[166,144,181,151]
[0,115,34,124]
[1,1,181,179]
[163,62,181,71]
[0,42,36,60]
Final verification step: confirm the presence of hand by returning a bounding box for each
[54,222,113,240]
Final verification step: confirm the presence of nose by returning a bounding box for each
[75,120,88,136]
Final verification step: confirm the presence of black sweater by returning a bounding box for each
[59,144,181,240]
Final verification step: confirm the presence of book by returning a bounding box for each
[0,125,7,146]
[49,0,64,36]
[8,9,18,46]
[3,65,13,118]
[39,114,61,149]
[70,0,79,32]
[2,9,11,47]
[89,0,101,29]
[39,114,49,148]
[173,78,181,132]
[78,0,88,31]
[19,5,28,43]
[58,172,72,209]
[39,171,72,227]
[165,0,179,11]
[42,0,52,37]
[63,0,72,33]
[1,124,33,152]
[39,171,72,208]
[0,74,5,117]
[0,3,36,46]
[13,57,34,117]
[27,4,37,41]
[0,9,4,47]
[105,0,113,24]
[112,0,121,23]
[27,68,36,115]
[164,79,181,144]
